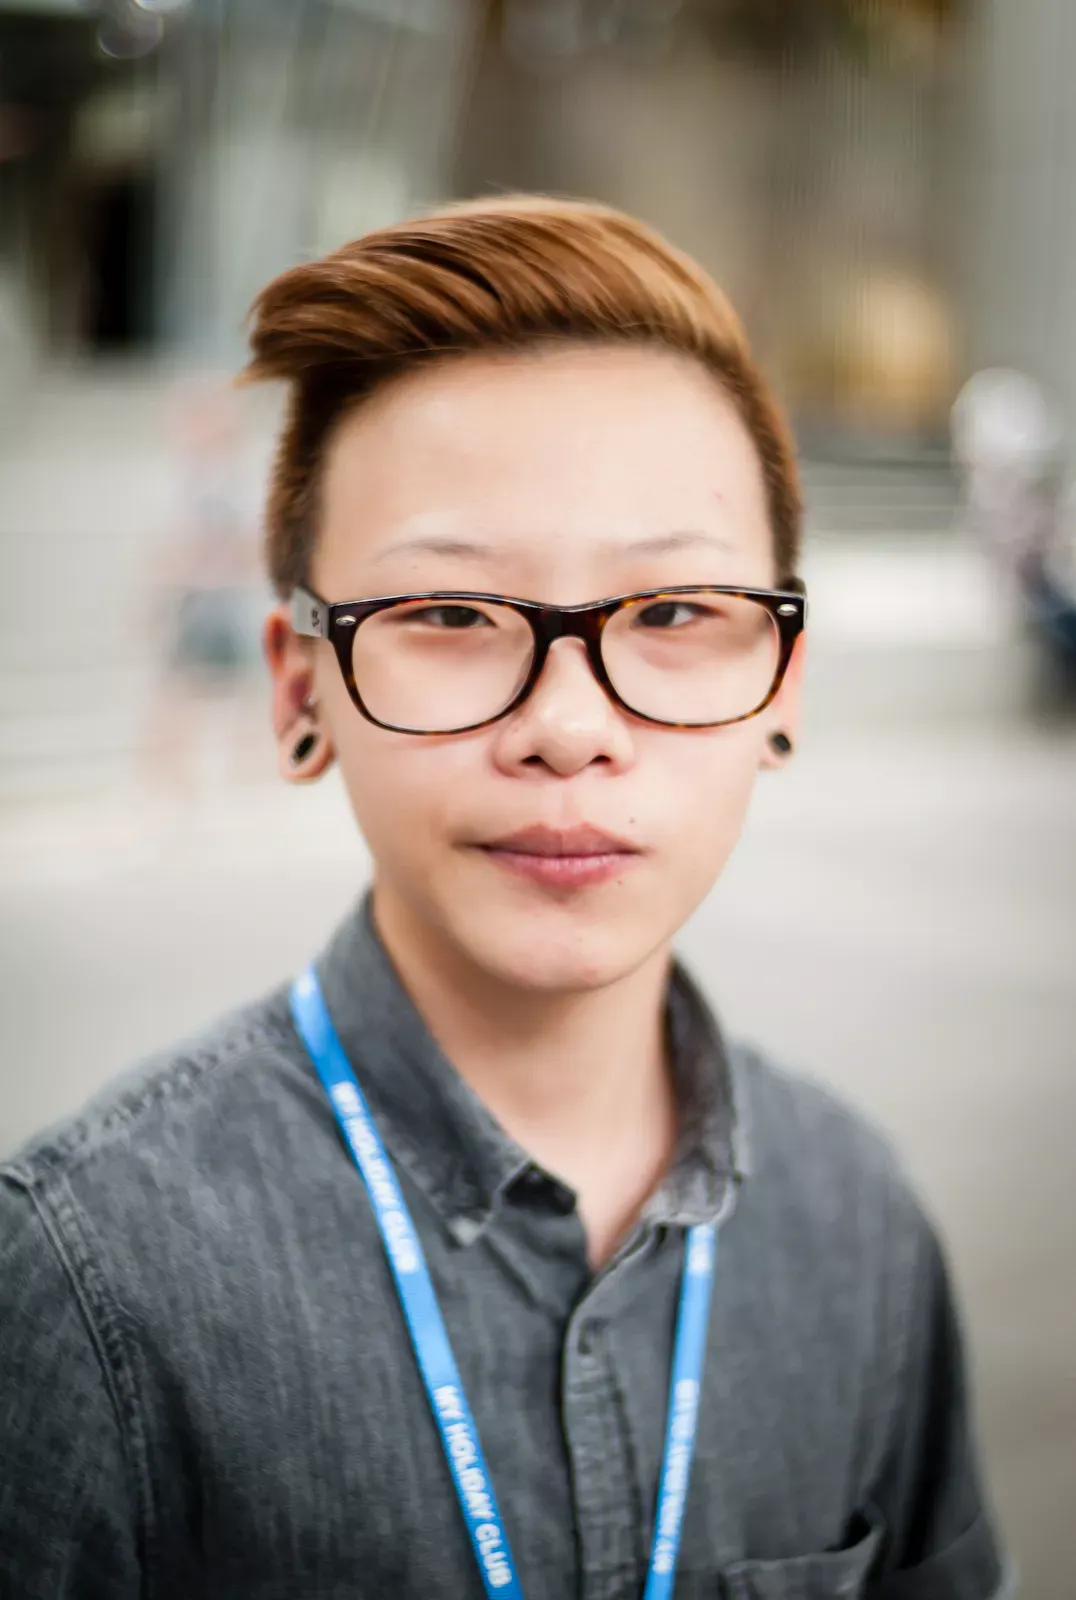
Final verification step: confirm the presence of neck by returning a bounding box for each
[372,887,678,1265]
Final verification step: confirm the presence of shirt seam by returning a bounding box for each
[22,1175,153,1599]
[887,1181,927,1449]
[859,1167,926,1547]
[2,1008,296,1193]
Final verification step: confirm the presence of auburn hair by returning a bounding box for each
[244,195,802,597]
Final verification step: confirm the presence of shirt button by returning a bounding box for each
[577,1320,602,1356]
[516,1168,575,1215]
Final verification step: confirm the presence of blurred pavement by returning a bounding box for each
[1,370,1074,1596]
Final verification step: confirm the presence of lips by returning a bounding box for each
[475,824,642,890]
[486,824,639,858]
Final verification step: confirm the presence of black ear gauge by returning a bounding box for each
[769,731,793,757]
[291,731,318,766]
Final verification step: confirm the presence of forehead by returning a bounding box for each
[314,344,773,591]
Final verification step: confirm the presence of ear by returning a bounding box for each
[263,605,336,784]
[759,630,805,771]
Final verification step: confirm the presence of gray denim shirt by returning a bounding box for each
[1,901,1007,1598]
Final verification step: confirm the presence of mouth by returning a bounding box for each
[474,824,643,891]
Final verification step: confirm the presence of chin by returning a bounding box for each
[448,896,664,995]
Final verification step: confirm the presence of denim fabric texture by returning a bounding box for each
[0,900,1007,1598]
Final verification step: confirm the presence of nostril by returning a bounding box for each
[519,751,612,770]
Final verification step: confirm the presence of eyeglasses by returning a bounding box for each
[291,583,806,736]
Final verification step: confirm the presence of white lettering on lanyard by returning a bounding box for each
[434,1386,465,1422]
[446,1427,494,1519]
[331,1085,420,1274]
[687,1231,713,1275]
[435,1390,497,1521]
[476,1522,514,1589]
[650,1379,701,1573]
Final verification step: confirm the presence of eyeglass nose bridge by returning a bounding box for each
[530,598,611,644]
[521,600,615,703]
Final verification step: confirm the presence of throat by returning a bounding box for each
[573,1089,679,1268]
[487,1040,680,1270]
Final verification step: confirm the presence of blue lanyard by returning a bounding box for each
[291,966,716,1600]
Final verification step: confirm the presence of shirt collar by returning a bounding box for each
[648,962,753,1228]
[314,898,751,1245]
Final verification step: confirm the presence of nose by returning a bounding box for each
[489,637,635,778]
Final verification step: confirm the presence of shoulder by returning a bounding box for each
[729,1041,933,1282]
[0,996,313,1586]
[735,1041,913,1198]
[0,983,326,1398]
[729,1051,1009,1589]
[723,1045,954,1457]
[1,984,309,1213]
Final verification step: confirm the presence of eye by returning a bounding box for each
[633,600,709,629]
[407,604,494,630]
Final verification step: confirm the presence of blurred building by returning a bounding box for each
[0,0,477,366]
[2,0,1076,446]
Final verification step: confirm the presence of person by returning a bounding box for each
[951,368,1076,706]
[0,198,1010,1597]
[142,375,266,799]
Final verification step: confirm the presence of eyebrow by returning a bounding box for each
[600,530,735,557]
[374,537,500,564]
[374,530,733,564]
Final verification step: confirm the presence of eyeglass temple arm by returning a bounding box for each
[291,585,329,639]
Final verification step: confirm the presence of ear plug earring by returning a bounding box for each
[291,731,318,765]
[769,731,793,757]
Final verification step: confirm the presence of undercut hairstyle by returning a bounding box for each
[244,195,803,597]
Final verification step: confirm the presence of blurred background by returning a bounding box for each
[1,1,1073,1592]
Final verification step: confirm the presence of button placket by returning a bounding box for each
[562,1232,659,1600]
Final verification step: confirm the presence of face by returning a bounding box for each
[266,345,802,994]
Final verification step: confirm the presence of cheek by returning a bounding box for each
[332,723,474,857]
[645,727,762,855]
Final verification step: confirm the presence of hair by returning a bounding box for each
[244,195,802,598]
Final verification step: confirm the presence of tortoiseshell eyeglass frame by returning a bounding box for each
[290,581,808,736]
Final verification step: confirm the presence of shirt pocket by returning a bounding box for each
[719,1506,885,1600]
[867,1511,1007,1599]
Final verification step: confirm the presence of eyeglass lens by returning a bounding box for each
[350,593,782,732]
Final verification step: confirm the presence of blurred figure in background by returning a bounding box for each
[143,375,268,799]
[952,368,1076,707]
